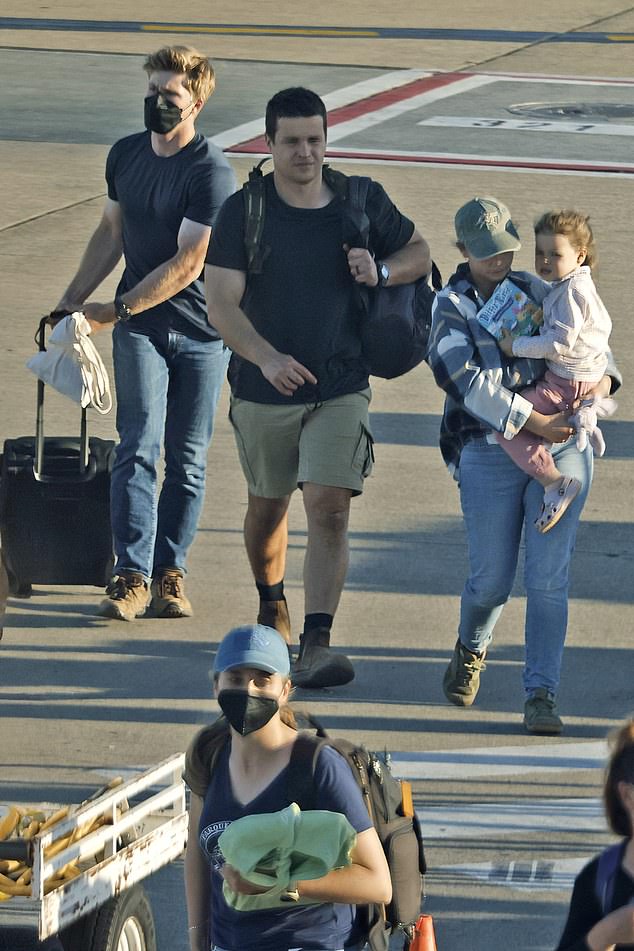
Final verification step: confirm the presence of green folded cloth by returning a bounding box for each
[218,802,357,911]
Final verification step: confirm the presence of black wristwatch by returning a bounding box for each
[114,296,134,322]
[377,261,390,287]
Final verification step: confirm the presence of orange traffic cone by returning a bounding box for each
[409,914,438,951]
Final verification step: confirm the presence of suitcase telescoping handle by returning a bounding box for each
[34,315,97,484]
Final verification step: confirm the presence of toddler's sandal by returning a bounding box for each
[535,476,582,534]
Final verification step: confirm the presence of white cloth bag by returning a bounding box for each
[26,313,112,415]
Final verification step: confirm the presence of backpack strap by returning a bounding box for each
[287,731,330,811]
[595,840,627,914]
[323,165,371,250]
[183,718,231,796]
[243,157,272,275]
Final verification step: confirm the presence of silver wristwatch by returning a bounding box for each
[377,261,390,287]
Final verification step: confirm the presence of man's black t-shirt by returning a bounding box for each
[106,131,236,338]
[206,172,415,402]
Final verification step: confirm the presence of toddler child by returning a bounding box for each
[498,210,614,533]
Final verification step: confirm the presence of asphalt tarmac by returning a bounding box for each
[0,4,633,949]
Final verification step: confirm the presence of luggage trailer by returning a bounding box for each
[0,753,187,951]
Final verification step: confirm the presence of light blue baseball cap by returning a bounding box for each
[214,624,290,676]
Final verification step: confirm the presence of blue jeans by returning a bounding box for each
[458,436,593,696]
[111,322,229,578]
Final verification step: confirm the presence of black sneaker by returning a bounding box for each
[524,688,563,735]
[291,627,354,689]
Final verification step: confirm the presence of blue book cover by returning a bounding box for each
[477,278,543,340]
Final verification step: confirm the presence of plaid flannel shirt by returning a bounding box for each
[427,264,557,480]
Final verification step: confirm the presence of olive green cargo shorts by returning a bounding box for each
[229,388,374,499]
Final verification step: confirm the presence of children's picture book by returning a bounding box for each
[477,279,543,340]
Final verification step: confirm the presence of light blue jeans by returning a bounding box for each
[111,321,229,578]
[458,436,593,696]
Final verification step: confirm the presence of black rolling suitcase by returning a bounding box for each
[0,318,115,591]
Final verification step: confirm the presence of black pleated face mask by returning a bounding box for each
[144,93,190,134]
[216,689,279,736]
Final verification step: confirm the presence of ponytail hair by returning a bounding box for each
[280,697,297,730]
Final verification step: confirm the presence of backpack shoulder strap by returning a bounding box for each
[595,840,627,914]
[183,718,231,796]
[287,732,330,811]
[322,163,348,198]
[243,157,272,275]
[323,165,371,249]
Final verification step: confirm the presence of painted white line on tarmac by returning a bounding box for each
[475,70,634,85]
[210,69,431,148]
[418,797,604,840]
[391,741,607,780]
[418,116,634,136]
[88,741,607,786]
[431,857,589,892]
[87,766,147,782]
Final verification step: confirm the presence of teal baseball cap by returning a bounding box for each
[214,624,290,676]
[455,196,521,259]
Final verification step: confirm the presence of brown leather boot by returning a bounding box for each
[150,569,193,619]
[291,627,355,689]
[257,596,291,643]
[98,572,149,621]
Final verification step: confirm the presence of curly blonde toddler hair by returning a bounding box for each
[534,209,597,269]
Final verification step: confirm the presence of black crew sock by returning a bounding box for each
[303,612,333,634]
[256,580,285,602]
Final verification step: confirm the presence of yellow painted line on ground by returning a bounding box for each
[606,34,634,41]
[141,24,379,37]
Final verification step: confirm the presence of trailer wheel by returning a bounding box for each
[59,910,97,951]
[90,885,156,951]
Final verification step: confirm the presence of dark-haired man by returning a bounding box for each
[55,46,236,621]
[205,87,431,689]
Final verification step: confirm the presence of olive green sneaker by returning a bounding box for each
[98,572,149,621]
[524,688,563,735]
[442,639,487,707]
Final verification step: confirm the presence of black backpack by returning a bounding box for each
[185,716,426,951]
[289,719,427,951]
[242,159,442,379]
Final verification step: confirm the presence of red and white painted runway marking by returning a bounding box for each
[214,69,634,177]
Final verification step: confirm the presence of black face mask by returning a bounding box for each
[144,93,190,135]
[217,689,279,736]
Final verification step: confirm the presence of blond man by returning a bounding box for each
[56,46,236,620]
